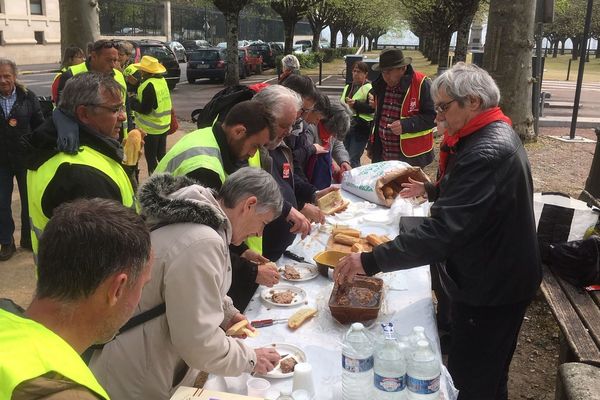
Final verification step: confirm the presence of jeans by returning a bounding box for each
[0,166,30,245]
[144,132,167,174]
[343,122,371,168]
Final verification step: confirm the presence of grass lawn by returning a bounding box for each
[295,49,600,83]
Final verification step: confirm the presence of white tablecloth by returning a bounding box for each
[204,193,457,399]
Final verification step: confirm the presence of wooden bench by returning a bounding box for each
[540,263,600,367]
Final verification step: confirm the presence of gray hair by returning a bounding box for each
[117,41,134,56]
[281,54,300,71]
[219,167,283,216]
[431,62,500,110]
[323,100,352,140]
[253,84,302,123]
[58,72,123,116]
[0,58,18,76]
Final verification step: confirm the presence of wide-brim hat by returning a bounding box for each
[372,49,412,71]
[132,55,166,74]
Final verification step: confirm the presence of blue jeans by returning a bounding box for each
[343,131,370,168]
[0,166,30,245]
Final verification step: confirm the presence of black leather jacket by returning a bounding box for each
[362,121,542,306]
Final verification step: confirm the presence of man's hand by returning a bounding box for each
[368,93,375,109]
[400,177,426,199]
[340,162,352,172]
[313,143,328,154]
[241,249,269,264]
[253,347,281,375]
[300,203,325,224]
[346,98,356,109]
[286,207,311,239]
[256,262,280,287]
[333,253,366,285]
[387,120,403,135]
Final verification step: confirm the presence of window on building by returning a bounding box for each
[34,31,44,44]
[30,0,43,15]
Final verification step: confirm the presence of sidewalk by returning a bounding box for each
[18,63,61,75]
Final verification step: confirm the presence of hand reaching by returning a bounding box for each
[400,177,426,198]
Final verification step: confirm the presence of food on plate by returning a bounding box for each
[366,233,385,247]
[317,190,349,215]
[225,319,258,337]
[271,290,295,304]
[280,356,298,374]
[283,265,301,280]
[288,307,318,329]
[332,227,361,237]
[334,233,361,246]
[351,243,365,253]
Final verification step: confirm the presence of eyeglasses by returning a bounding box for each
[300,106,314,115]
[434,99,456,114]
[92,39,119,52]
[87,103,126,115]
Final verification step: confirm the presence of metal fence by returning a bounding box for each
[99,0,164,36]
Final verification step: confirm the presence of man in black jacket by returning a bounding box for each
[335,63,542,400]
[0,59,44,260]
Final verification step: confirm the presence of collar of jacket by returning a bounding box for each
[22,117,124,170]
[213,123,238,175]
[138,173,227,232]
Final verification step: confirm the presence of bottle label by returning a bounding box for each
[374,373,406,392]
[342,354,374,373]
[407,374,440,395]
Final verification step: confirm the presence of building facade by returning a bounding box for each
[0,0,61,65]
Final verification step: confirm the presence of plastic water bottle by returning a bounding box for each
[342,322,374,400]
[373,323,407,400]
[408,326,430,350]
[406,340,441,400]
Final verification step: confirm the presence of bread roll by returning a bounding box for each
[366,234,385,246]
[351,243,365,253]
[334,233,360,246]
[122,129,143,166]
[332,228,361,237]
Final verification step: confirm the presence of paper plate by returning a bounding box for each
[261,285,307,307]
[257,343,307,379]
[279,262,319,282]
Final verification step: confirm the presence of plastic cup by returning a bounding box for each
[246,377,270,397]
[292,362,315,398]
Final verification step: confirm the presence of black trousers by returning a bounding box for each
[448,298,531,400]
[144,132,167,174]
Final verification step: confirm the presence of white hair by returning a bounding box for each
[219,167,283,216]
[252,84,302,121]
[281,54,300,71]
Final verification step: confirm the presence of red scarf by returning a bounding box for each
[437,106,512,184]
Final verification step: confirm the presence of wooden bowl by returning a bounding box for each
[313,250,348,278]
[328,276,384,324]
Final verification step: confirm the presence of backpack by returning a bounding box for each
[543,236,600,287]
[190,83,271,129]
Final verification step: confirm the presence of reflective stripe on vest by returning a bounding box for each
[154,127,226,182]
[27,146,136,257]
[341,82,374,122]
[0,309,110,399]
[245,152,262,254]
[398,71,434,157]
[134,77,172,135]
[123,63,137,77]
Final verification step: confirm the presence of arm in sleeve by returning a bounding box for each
[130,82,156,114]
[54,71,72,106]
[331,137,350,165]
[353,89,375,114]
[28,93,45,129]
[41,163,122,219]
[364,153,498,273]
[229,250,258,285]
[165,235,256,376]
[186,167,223,191]
[400,78,436,135]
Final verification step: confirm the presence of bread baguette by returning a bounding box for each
[317,190,349,215]
[334,233,360,246]
[379,235,392,243]
[366,234,385,246]
[225,320,258,337]
[288,307,317,329]
[351,243,365,253]
[332,228,361,237]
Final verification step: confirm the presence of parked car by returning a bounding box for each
[186,48,247,83]
[166,41,187,63]
[129,39,180,90]
[247,42,282,68]
[216,42,227,49]
[295,40,312,49]
[293,44,310,55]
[181,39,211,54]
[245,47,264,74]
[238,48,252,77]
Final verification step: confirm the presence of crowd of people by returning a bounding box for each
[0,43,541,400]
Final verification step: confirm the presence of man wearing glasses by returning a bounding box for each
[367,48,436,167]
[23,72,136,259]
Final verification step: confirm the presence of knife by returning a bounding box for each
[283,250,306,262]
[251,318,288,328]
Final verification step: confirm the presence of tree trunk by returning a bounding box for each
[59,0,100,57]
[571,37,580,60]
[353,35,360,48]
[282,16,296,54]
[560,39,565,55]
[552,40,558,58]
[455,13,475,63]
[596,42,600,58]
[437,31,452,69]
[341,30,350,47]
[223,10,240,87]
[368,36,374,51]
[484,0,536,140]
[330,28,339,48]
[311,27,322,52]
[430,34,440,65]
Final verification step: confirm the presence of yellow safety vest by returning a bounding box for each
[0,309,110,399]
[27,146,136,258]
[69,62,129,137]
[155,127,263,253]
[341,82,374,122]
[134,77,172,135]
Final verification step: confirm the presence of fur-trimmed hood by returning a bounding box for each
[138,173,227,230]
